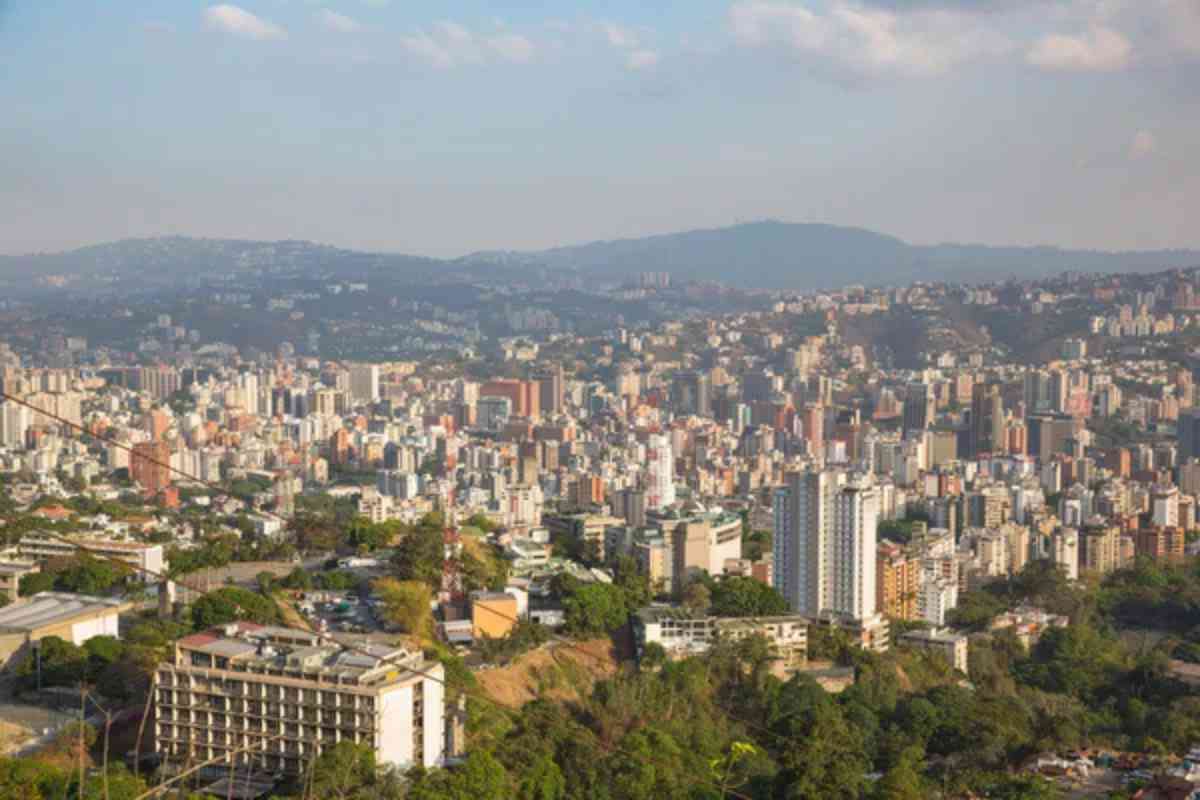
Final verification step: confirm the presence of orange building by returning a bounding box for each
[877,541,920,621]
[131,440,172,495]
[470,591,518,640]
[481,379,539,420]
[1135,527,1186,564]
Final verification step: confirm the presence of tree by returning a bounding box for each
[875,747,925,800]
[190,586,279,628]
[255,571,277,595]
[16,635,84,689]
[709,577,788,618]
[612,555,652,610]
[768,676,869,800]
[394,522,445,588]
[18,571,55,597]
[516,754,565,800]
[55,555,130,594]
[0,757,68,800]
[682,581,711,615]
[288,512,341,553]
[562,583,628,637]
[408,750,510,800]
[373,579,433,639]
[309,741,378,800]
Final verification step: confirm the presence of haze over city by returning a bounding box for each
[3,0,1200,256]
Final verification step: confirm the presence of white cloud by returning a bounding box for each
[317,9,363,34]
[400,22,537,68]
[1131,130,1157,159]
[490,33,536,63]
[730,1,1012,77]
[627,50,661,70]
[204,5,287,41]
[1026,25,1131,70]
[601,22,640,49]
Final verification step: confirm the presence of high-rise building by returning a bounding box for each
[1179,408,1200,462]
[773,469,878,620]
[902,383,935,432]
[673,370,712,418]
[645,434,676,511]
[0,401,31,448]
[348,364,381,405]
[968,384,1005,457]
[480,379,539,420]
[533,365,565,417]
[131,440,172,495]
[138,365,181,401]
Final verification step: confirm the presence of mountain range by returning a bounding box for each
[3,221,1198,291]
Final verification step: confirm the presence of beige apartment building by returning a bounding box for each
[155,622,444,777]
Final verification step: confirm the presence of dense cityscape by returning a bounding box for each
[5,0,1200,796]
[2,257,1200,799]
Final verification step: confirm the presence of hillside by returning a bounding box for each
[475,638,621,708]
[5,223,1199,291]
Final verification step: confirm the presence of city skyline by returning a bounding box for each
[4,0,1200,257]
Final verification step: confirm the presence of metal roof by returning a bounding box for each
[0,592,126,633]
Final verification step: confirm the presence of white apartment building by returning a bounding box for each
[348,364,380,405]
[645,434,676,511]
[774,469,879,621]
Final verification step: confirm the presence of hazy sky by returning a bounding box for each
[2,0,1198,257]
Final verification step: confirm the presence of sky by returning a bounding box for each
[2,0,1199,258]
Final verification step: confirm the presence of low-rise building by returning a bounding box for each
[634,606,808,672]
[989,606,1069,648]
[898,627,969,672]
[0,592,130,670]
[0,558,39,602]
[469,591,519,640]
[18,534,165,580]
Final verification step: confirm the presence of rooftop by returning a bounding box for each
[0,592,129,633]
[175,622,432,686]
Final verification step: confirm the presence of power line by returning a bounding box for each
[1,388,758,800]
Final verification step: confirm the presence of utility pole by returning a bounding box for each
[78,683,87,800]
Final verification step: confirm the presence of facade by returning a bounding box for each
[470,591,518,640]
[645,434,676,511]
[634,606,808,670]
[131,440,173,494]
[774,469,878,620]
[155,623,445,777]
[0,558,39,602]
[1179,407,1200,462]
[348,364,381,405]
[18,534,165,581]
[877,541,919,620]
[898,628,969,673]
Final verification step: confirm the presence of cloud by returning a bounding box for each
[729,1,1013,77]
[204,5,286,41]
[601,22,640,49]
[1027,25,1132,70]
[317,9,363,34]
[400,22,537,68]
[627,50,661,70]
[489,33,536,63]
[1131,130,1156,159]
